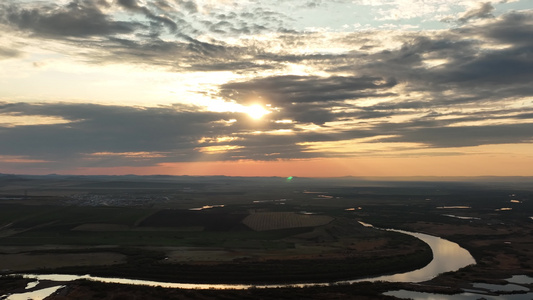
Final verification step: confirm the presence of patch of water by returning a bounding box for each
[442,214,480,220]
[189,205,224,211]
[24,280,39,289]
[436,206,471,209]
[473,283,529,292]
[385,275,533,299]
[20,274,252,290]
[384,290,533,300]
[357,221,373,227]
[352,228,476,283]
[3,285,64,300]
[345,207,362,211]
[507,275,533,285]
[16,224,476,289]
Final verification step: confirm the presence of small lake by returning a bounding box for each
[473,283,529,292]
[385,275,533,299]
[442,214,480,220]
[436,206,471,209]
[384,289,533,300]
[2,285,65,300]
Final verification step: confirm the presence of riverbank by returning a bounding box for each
[1,225,477,300]
[1,217,436,285]
[398,220,533,288]
[1,277,406,300]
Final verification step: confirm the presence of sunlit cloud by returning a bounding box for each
[0,0,532,176]
[87,152,167,158]
[0,114,74,127]
[0,155,52,164]
[245,104,271,120]
[195,145,244,154]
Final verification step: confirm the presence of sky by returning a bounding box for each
[0,0,532,177]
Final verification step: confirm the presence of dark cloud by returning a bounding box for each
[459,11,533,47]
[325,13,533,108]
[189,61,274,72]
[0,102,317,165]
[221,75,397,105]
[278,103,338,125]
[0,0,140,37]
[0,0,294,73]
[303,0,322,9]
[2,95,533,168]
[218,74,397,125]
[212,11,533,126]
[428,13,533,89]
[89,36,239,70]
[0,46,21,59]
[175,0,198,14]
[432,48,533,86]
[381,123,533,148]
[203,7,292,36]
[458,2,494,23]
[2,5,533,170]
[313,107,533,149]
[0,102,225,159]
[116,0,178,32]
[0,1,310,71]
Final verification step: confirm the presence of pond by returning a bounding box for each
[385,275,533,299]
[2,285,65,300]
[384,289,533,300]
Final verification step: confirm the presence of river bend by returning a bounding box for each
[17,225,476,289]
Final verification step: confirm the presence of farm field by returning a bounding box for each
[0,201,429,278]
[1,175,533,298]
[242,212,334,231]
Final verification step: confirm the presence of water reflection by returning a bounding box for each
[442,214,480,220]
[189,205,224,211]
[351,229,476,283]
[16,225,476,290]
[508,275,533,285]
[385,275,533,299]
[436,206,471,209]
[3,285,64,300]
[21,274,253,290]
[473,283,529,292]
[25,280,39,289]
[385,289,533,300]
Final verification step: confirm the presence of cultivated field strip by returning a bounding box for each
[242,212,333,231]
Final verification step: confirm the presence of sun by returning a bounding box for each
[246,104,270,120]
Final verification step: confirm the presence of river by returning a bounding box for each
[4,224,476,298]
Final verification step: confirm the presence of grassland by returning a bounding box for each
[1,175,533,297]
[0,175,435,284]
[0,199,431,284]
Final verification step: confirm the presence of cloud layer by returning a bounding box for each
[0,0,532,173]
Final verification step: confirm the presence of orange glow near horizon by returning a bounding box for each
[22,153,531,177]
